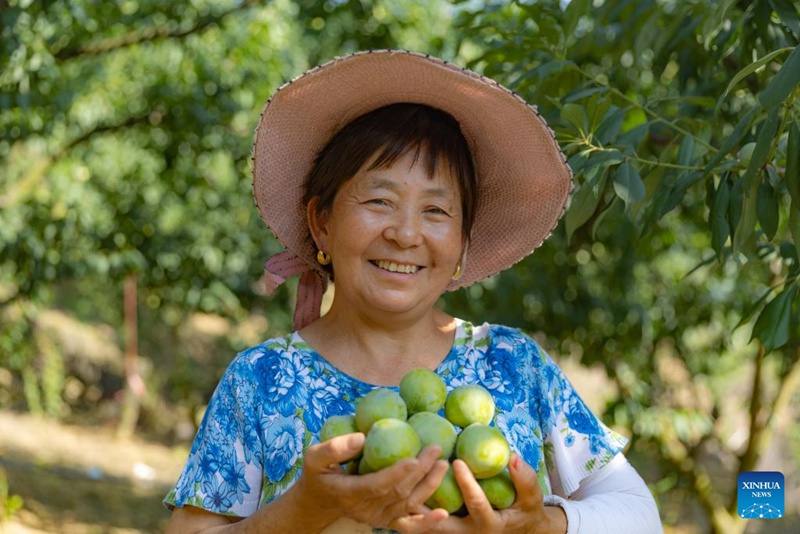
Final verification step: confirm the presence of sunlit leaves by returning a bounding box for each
[451,0,800,370]
[1,0,460,331]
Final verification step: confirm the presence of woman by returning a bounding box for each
[164,50,662,533]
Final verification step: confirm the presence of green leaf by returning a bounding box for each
[564,0,591,38]
[728,178,744,239]
[787,121,800,207]
[769,0,800,40]
[677,135,696,167]
[733,187,758,255]
[567,150,591,176]
[562,103,588,134]
[742,107,780,195]
[759,45,800,110]
[756,182,779,241]
[613,162,645,205]
[586,93,611,135]
[703,0,738,48]
[594,107,627,145]
[718,47,793,111]
[705,108,757,172]
[751,285,798,352]
[592,196,621,240]
[585,148,624,171]
[662,171,703,216]
[565,173,607,242]
[737,286,779,329]
[638,169,672,235]
[711,177,731,257]
[564,87,609,103]
[516,59,575,85]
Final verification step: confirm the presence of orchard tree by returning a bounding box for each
[0,0,453,421]
[441,0,800,532]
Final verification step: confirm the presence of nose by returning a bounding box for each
[383,208,423,248]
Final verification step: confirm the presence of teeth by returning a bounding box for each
[376,260,419,274]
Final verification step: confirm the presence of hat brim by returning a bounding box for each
[253,50,572,290]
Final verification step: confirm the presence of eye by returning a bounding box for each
[425,206,450,216]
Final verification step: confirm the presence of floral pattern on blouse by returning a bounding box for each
[165,320,627,525]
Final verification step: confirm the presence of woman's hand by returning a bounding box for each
[295,432,451,530]
[395,453,566,534]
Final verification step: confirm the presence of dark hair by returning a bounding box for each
[302,103,477,237]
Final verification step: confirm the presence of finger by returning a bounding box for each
[389,508,449,534]
[306,433,365,472]
[367,445,443,498]
[406,459,449,513]
[452,459,495,520]
[507,453,542,507]
[418,444,444,464]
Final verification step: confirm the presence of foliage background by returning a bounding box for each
[1,0,799,532]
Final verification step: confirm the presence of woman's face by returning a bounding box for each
[310,149,465,319]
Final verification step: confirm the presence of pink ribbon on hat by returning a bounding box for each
[264,251,329,331]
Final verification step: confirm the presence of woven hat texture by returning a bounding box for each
[252,49,572,292]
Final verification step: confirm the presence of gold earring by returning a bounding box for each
[452,264,461,280]
[316,250,331,265]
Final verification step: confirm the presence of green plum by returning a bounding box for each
[320,414,361,464]
[319,414,359,442]
[407,412,457,460]
[357,457,375,475]
[425,464,464,513]
[363,418,421,471]
[399,368,447,414]
[455,423,510,479]
[444,384,495,428]
[355,388,408,433]
[477,469,516,509]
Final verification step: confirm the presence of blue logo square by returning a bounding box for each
[738,471,784,519]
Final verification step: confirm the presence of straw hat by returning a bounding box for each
[252,50,572,329]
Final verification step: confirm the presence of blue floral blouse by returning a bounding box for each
[164,319,627,522]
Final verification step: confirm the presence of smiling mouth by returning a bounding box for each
[373,260,420,274]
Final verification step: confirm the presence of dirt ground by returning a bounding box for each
[0,410,186,534]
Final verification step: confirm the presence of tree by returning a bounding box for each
[440,1,800,532]
[0,0,453,419]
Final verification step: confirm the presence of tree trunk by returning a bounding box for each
[117,273,144,439]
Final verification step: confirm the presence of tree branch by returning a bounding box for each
[0,113,151,210]
[657,430,744,534]
[570,64,718,153]
[54,0,262,61]
[737,343,766,476]
[731,342,800,513]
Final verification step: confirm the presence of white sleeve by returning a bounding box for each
[543,454,663,534]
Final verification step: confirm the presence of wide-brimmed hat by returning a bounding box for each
[253,50,572,330]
